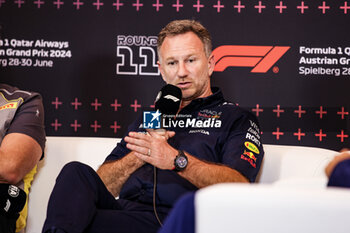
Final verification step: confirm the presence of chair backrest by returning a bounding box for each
[196,183,350,233]
[25,136,119,233]
[256,144,336,185]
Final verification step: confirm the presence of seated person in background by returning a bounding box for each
[325,148,350,188]
[0,83,46,232]
[42,19,264,233]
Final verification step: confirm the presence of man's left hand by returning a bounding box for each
[124,129,177,170]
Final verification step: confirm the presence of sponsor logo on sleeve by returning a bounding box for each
[0,102,18,111]
[241,149,259,168]
[244,141,260,154]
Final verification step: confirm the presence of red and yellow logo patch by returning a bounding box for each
[0,102,18,111]
[244,141,260,154]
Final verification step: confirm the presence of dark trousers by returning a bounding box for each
[42,162,168,233]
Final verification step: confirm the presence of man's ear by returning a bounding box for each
[208,54,215,76]
[157,60,166,82]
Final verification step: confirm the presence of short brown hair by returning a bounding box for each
[157,19,212,58]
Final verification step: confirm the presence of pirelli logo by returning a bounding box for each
[0,102,18,111]
[213,45,290,73]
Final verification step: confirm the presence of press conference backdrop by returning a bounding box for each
[1,0,349,151]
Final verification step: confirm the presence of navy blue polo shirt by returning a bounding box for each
[105,87,264,208]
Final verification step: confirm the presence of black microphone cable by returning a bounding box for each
[152,84,182,226]
[153,166,163,226]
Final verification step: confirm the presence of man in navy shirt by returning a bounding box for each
[326,149,350,188]
[42,19,264,233]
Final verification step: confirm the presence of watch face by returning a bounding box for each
[176,156,188,168]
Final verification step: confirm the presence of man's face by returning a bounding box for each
[158,32,215,103]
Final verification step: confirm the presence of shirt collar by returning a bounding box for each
[181,87,224,112]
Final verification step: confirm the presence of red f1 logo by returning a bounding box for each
[213,45,290,73]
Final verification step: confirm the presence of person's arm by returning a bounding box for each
[178,153,248,188]
[325,150,350,178]
[0,133,42,184]
[96,152,145,197]
[124,130,248,189]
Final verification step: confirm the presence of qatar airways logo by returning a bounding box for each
[213,45,290,73]
[116,35,160,76]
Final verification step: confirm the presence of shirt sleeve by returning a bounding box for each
[220,110,264,183]
[7,93,46,158]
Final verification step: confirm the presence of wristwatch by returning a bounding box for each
[173,150,188,172]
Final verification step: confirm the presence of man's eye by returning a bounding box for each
[168,61,175,66]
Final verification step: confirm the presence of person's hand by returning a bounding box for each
[124,129,177,170]
[325,148,350,178]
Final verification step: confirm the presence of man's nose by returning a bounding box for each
[177,61,188,78]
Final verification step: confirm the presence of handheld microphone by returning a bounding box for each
[152,84,182,226]
[154,84,182,116]
[0,184,27,217]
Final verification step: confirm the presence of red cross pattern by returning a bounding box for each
[213,0,224,13]
[315,106,327,119]
[91,98,102,111]
[52,97,63,109]
[133,0,143,11]
[275,1,287,13]
[294,105,306,118]
[234,0,245,13]
[90,120,101,133]
[71,98,82,110]
[272,127,284,140]
[34,0,45,8]
[193,0,204,12]
[111,99,122,111]
[51,119,62,131]
[254,1,266,13]
[113,0,124,10]
[93,0,103,10]
[130,100,142,112]
[340,2,350,14]
[337,130,349,142]
[337,107,349,120]
[293,128,305,141]
[318,1,330,14]
[172,0,183,12]
[70,120,81,132]
[110,121,121,133]
[297,1,308,14]
[53,0,64,9]
[73,0,84,10]
[273,105,285,118]
[152,0,163,11]
[315,129,327,142]
[252,104,264,117]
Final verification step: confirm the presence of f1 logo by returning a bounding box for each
[213,45,290,73]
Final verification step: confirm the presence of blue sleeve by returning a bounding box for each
[220,110,264,183]
[328,159,350,188]
[158,192,195,233]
